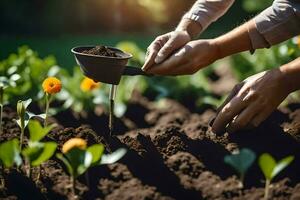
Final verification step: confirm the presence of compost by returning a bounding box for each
[81,46,120,57]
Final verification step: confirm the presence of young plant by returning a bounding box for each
[22,120,57,179]
[16,99,45,149]
[259,153,294,200]
[42,77,62,126]
[0,139,22,188]
[224,148,256,187]
[56,138,126,196]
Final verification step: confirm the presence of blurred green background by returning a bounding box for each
[0,0,268,69]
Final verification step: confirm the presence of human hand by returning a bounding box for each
[212,69,292,134]
[142,39,220,75]
[142,30,191,71]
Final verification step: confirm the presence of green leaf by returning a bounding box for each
[22,142,57,166]
[258,153,294,181]
[272,156,294,178]
[65,148,93,178]
[259,153,276,180]
[23,98,32,109]
[224,148,256,176]
[28,120,55,142]
[56,153,74,176]
[87,144,105,166]
[100,148,126,165]
[0,139,22,168]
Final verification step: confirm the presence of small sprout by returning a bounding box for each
[259,153,294,200]
[22,120,57,178]
[56,138,126,196]
[42,77,62,127]
[224,148,256,187]
[15,99,46,149]
[0,139,22,188]
[80,77,100,92]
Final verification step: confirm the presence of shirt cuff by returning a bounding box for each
[250,0,300,50]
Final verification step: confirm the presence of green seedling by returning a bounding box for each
[224,148,256,187]
[0,139,22,188]
[259,153,294,200]
[56,138,126,196]
[22,120,57,179]
[16,99,46,149]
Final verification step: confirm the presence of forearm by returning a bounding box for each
[214,0,300,58]
[280,57,300,93]
[213,20,255,59]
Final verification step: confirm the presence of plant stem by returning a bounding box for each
[239,173,244,188]
[71,176,76,197]
[0,87,3,136]
[264,179,271,200]
[44,93,50,127]
[0,166,4,189]
[0,104,3,136]
[85,171,90,188]
[26,160,31,178]
[20,127,24,150]
[36,165,41,182]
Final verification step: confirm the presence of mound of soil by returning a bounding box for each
[1,92,300,199]
[81,46,120,57]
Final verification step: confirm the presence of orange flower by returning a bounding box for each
[80,77,100,92]
[62,138,87,154]
[42,77,62,94]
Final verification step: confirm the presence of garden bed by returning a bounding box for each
[1,91,300,200]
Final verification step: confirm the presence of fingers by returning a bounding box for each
[216,83,244,114]
[143,51,157,72]
[147,46,189,75]
[251,107,273,127]
[142,35,169,71]
[146,54,184,75]
[212,96,247,134]
[155,36,180,64]
[226,101,261,133]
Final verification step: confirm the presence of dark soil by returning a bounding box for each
[81,46,120,57]
[1,92,300,200]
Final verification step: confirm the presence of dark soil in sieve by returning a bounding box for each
[81,46,120,57]
[1,92,300,200]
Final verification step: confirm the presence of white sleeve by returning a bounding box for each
[183,0,235,30]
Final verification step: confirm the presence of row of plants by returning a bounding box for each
[0,76,126,198]
[224,148,294,200]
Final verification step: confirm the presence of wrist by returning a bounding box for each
[210,38,223,60]
[279,58,300,93]
[176,19,202,39]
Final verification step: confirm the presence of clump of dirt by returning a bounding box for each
[82,45,120,57]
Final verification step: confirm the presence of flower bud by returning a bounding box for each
[17,100,25,118]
